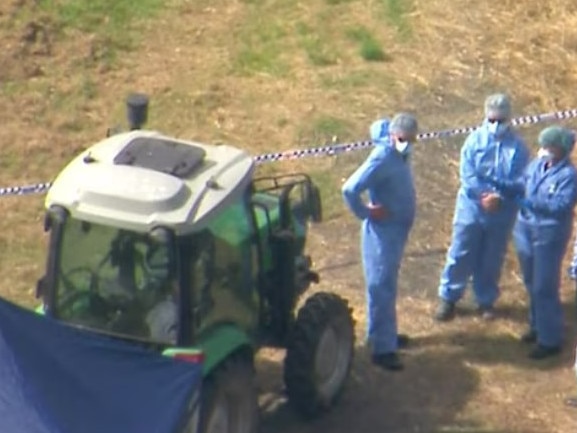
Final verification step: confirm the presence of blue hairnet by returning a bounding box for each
[484,93,512,120]
[389,113,418,137]
[538,126,575,154]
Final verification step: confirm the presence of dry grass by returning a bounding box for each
[2,0,577,432]
[410,0,577,115]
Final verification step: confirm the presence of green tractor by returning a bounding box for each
[35,94,355,433]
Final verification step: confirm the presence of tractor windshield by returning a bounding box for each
[45,213,178,344]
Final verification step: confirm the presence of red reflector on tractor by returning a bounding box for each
[173,353,204,364]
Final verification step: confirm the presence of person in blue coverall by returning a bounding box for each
[342,112,418,371]
[435,93,530,321]
[566,208,577,315]
[567,198,577,387]
[513,126,577,359]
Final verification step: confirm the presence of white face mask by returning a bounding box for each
[487,120,509,136]
[537,148,554,160]
[487,121,498,134]
[394,138,411,154]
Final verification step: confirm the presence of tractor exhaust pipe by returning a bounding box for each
[126,93,149,130]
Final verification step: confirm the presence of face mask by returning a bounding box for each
[394,138,412,154]
[487,121,498,134]
[537,147,554,160]
[495,123,509,137]
[486,120,509,137]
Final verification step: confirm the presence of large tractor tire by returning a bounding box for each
[196,353,259,433]
[283,292,355,419]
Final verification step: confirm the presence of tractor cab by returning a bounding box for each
[36,110,256,345]
[37,94,322,349]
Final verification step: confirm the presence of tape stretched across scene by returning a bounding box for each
[2,107,577,197]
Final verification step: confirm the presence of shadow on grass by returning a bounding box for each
[410,302,577,373]
[317,247,447,273]
[255,344,538,433]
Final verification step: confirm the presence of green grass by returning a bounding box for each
[0,81,26,97]
[325,0,356,4]
[29,74,100,132]
[292,115,366,222]
[48,75,99,108]
[309,168,345,220]
[0,153,22,178]
[232,16,288,76]
[319,69,396,91]
[37,0,163,65]
[293,113,368,220]
[39,0,162,32]
[234,48,286,76]
[297,115,357,146]
[345,26,390,62]
[295,22,339,66]
[379,0,413,39]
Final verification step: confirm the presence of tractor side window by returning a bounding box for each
[190,197,259,336]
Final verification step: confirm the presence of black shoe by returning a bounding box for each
[371,352,404,371]
[434,300,455,322]
[565,397,577,408]
[397,334,410,349]
[520,329,537,344]
[528,344,561,360]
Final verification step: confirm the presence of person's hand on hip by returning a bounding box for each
[368,203,388,220]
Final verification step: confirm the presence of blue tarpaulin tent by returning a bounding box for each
[0,297,203,433]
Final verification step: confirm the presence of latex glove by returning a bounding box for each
[367,203,388,221]
[480,192,501,212]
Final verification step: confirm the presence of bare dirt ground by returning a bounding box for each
[2,0,577,432]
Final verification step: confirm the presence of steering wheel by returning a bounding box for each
[60,266,99,294]
[58,267,104,315]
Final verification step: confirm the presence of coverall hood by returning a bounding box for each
[370,119,392,146]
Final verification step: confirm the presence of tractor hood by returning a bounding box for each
[46,130,255,235]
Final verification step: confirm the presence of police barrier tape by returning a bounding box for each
[2,108,577,198]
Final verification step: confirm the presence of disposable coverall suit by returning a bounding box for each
[567,211,577,351]
[342,119,416,355]
[513,131,577,351]
[438,119,529,311]
[565,187,577,314]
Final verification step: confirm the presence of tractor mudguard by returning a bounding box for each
[164,324,253,376]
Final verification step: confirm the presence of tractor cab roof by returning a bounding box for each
[46,130,255,235]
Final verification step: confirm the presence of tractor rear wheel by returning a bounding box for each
[197,354,259,433]
[283,292,355,419]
